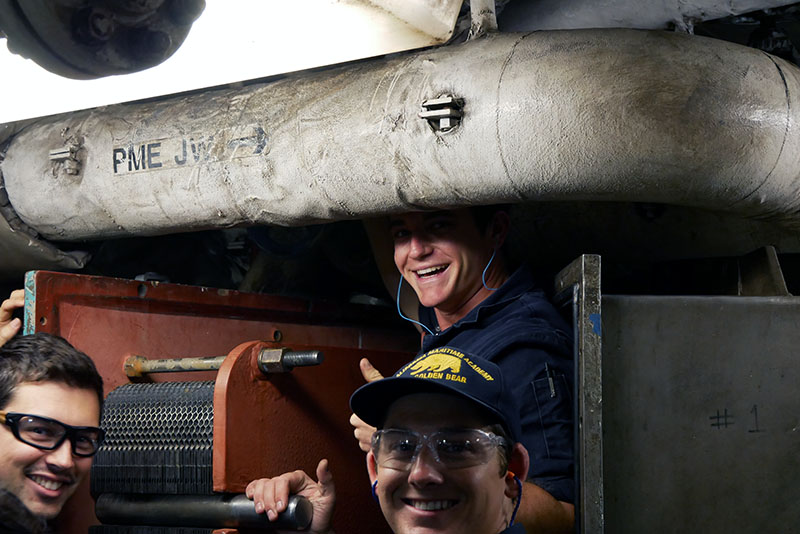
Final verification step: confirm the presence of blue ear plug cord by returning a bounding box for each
[482,248,499,291]
[509,475,523,526]
[396,276,435,336]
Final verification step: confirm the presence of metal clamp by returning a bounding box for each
[420,95,463,132]
[49,138,82,175]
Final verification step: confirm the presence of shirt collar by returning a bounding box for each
[420,265,540,332]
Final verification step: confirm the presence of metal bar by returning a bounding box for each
[95,493,312,530]
[554,254,603,534]
[123,349,326,377]
[123,355,227,377]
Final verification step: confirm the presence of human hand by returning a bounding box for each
[0,289,24,348]
[246,459,335,534]
[358,358,384,382]
[349,358,384,452]
[349,412,377,453]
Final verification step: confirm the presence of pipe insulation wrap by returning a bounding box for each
[2,29,800,241]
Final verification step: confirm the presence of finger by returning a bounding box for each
[245,480,257,499]
[350,413,376,451]
[0,318,21,346]
[354,425,376,453]
[0,289,24,317]
[359,358,384,382]
[267,475,290,521]
[246,478,273,515]
[9,289,24,305]
[316,459,334,494]
[349,412,363,428]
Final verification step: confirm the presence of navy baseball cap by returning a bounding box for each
[350,346,522,443]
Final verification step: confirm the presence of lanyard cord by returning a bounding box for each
[396,276,435,336]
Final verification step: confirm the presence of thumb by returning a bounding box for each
[0,318,21,346]
[359,358,384,383]
[316,459,333,489]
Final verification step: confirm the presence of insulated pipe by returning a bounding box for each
[2,29,800,241]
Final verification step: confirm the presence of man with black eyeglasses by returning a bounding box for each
[0,333,104,533]
[246,346,530,534]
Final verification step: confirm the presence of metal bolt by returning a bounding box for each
[64,160,80,175]
[88,11,114,41]
[258,348,324,374]
[73,7,116,45]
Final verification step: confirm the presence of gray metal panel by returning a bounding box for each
[555,254,603,534]
[602,295,800,533]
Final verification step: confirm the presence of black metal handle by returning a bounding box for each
[96,493,313,530]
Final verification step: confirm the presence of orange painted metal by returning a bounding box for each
[213,340,406,532]
[23,271,416,533]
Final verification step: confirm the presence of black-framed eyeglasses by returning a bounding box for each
[0,411,105,457]
[372,428,507,470]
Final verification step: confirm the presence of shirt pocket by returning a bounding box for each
[531,371,574,459]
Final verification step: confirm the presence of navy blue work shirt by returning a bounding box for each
[417,266,575,504]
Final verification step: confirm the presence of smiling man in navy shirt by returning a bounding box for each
[353,206,575,533]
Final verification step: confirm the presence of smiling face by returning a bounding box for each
[390,209,508,328]
[0,381,100,520]
[367,393,515,534]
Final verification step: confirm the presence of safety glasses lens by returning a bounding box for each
[374,429,502,469]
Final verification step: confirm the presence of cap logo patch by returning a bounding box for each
[409,351,461,377]
[397,347,494,384]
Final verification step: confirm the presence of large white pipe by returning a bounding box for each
[2,29,800,241]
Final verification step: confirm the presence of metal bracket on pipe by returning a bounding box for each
[420,95,463,132]
[48,137,83,176]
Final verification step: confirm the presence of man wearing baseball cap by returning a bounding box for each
[246,346,530,534]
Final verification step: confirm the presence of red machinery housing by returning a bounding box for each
[24,270,416,533]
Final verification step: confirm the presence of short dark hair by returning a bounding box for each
[0,333,104,410]
[470,204,511,234]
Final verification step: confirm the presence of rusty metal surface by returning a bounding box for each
[23,270,415,533]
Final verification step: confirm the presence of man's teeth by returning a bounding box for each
[30,475,64,491]
[416,265,447,276]
[409,500,456,511]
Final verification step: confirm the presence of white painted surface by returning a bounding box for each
[0,0,459,123]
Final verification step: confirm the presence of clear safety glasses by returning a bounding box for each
[0,411,105,457]
[372,428,507,470]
